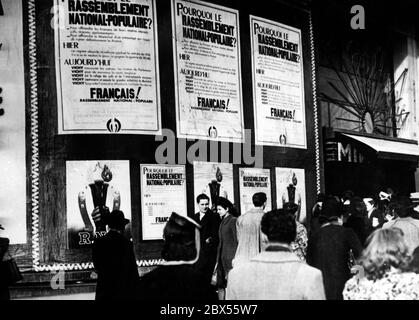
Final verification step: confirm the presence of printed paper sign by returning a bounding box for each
[250,16,306,148]
[172,0,244,142]
[140,164,187,240]
[55,0,161,134]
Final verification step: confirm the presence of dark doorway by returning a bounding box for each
[325,159,416,198]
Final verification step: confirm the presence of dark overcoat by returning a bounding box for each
[307,224,362,300]
[215,214,238,287]
[192,210,221,283]
[92,230,139,300]
[137,264,216,301]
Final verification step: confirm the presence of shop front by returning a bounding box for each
[324,128,419,198]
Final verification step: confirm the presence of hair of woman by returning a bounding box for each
[216,197,238,217]
[358,228,411,280]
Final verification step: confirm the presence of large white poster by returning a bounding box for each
[239,168,272,214]
[55,0,161,134]
[66,160,131,248]
[140,164,187,240]
[250,16,306,148]
[275,167,306,223]
[0,0,26,244]
[172,0,244,142]
[193,161,234,213]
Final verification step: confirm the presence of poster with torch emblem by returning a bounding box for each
[275,167,306,224]
[193,161,234,213]
[66,160,131,248]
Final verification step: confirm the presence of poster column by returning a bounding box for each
[172,0,244,142]
[55,0,161,134]
[250,16,306,148]
[140,165,187,240]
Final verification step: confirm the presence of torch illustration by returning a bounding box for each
[78,163,120,233]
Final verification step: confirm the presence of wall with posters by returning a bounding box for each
[0,0,28,254]
[18,0,318,274]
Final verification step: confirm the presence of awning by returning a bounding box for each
[340,133,419,161]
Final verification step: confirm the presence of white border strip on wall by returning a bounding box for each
[28,0,41,271]
[309,11,321,194]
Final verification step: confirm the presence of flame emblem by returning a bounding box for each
[107,118,121,133]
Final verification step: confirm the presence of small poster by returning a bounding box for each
[172,0,244,142]
[275,167,306,223]
[54,0,161,134]
[0,0,27,244]
[193,161,234,212]
[140,164,187,240]
[250,15,306,148]
[239,168,272,214]
[66,160,131,248]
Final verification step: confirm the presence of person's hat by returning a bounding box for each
[161,212,201,265]
[363,198,374,207]
[379,191,391,201]
[107,210,129,229]
[164,212,200,242]
[320,197,343,219]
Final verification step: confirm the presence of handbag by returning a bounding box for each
[1,254,23,285]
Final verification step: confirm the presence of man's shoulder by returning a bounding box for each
[94,231,129,245]
[240,209,263,219]
[206,210,220,221]
[297,262,323,277]
[406,216,419,225]
[229,261,256,277]
[315,224,350,239]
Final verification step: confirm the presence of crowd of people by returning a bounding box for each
[1,184,419,301]
[88,188,419,300]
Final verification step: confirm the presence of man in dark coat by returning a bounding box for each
[192,194,221,284]
[364,197,385,234]
[343,196,370,246]
[307,196,363,300]
[92,210,139,300]
[137,212,216,301]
